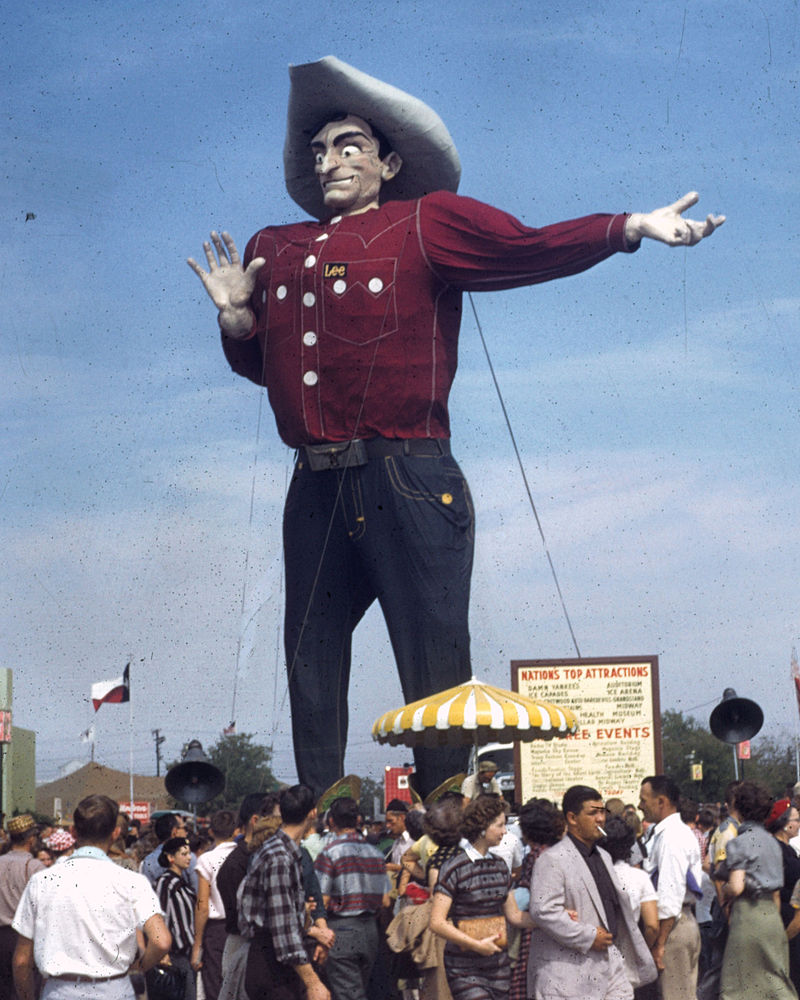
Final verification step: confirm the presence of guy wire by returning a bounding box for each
[230,385,269,726]
[467,292,582,659]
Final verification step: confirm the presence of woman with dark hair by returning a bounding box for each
[508,799,564,1000]
[717,781,797,1000]
[429,795,533,1000]
[766,798,800,993]
[601,816,658,999]
[154,836,198,1000]
[424,795,464,888]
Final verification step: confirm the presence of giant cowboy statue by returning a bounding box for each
[188,57,724,798]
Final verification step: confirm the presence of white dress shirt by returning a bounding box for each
[642,811,703,921]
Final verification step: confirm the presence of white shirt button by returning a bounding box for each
[303,371,318,386]
[276,285,288,300]
[303,292,316,307]
[330,215,342,224]
[303,331,317,346]
[315,232,329,242]
[332,279,347,294]
[368,277,384,293]
[304,255,317,268]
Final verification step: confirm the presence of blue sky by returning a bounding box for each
[3,0,798,785]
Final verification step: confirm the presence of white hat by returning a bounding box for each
[284,56,461,220]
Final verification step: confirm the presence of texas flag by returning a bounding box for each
[91,663,130,711]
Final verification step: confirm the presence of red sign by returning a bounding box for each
[118,801,152,823]
[0,710,12,744]
[384,765,414,809]
[738,741,751,760]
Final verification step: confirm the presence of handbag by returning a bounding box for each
[457,915,507,950]
[145,962,187,1000]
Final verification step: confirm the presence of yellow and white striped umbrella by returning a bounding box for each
[372,676,578,748]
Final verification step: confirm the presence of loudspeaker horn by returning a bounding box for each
[165,739,225,804]
[709,688,764,745]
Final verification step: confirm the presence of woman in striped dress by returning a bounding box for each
[430,796,534,1000]
[155,836,198,1000]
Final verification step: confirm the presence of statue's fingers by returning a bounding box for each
[244,256,267,278]
[202,241,217,267]
[186,257,207,279]
[210,231,227,261]
[221,231,241,265]
[669,191,700,216]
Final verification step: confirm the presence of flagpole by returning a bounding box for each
[791,648,800,783]
[128,658,134,812]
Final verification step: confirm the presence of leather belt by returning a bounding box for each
[302,436,450,471]
[50,971,130,983]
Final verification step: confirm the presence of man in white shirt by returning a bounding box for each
[12,794,170,1000]
[191,809,238,1000]
[639,776,703,1000]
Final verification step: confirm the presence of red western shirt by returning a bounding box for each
[222,190,636,447]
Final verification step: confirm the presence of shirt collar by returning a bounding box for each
[459,838,485,862]
[277,828,302,857]
[567,832,596,858]
[653,810,683,835]
[71,846,111,861]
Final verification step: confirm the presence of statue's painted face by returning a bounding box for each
[311,114,401,216]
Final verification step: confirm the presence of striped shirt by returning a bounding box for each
[155,871,196,956]
[434,845,511,921]
[314,832,390,916]
[237,829,307,965]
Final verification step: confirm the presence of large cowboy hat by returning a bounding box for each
[284,56,461,220]
[317,774,362,815]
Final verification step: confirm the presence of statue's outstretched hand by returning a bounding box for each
[625,192,725,247]
[187,231,265,338]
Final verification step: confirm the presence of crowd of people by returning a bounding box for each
[2,775,800,1000]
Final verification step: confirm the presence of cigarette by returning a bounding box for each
[597,825,607,837]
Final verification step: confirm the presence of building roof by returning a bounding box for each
[35,761,170,821]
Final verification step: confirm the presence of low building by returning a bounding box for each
[35,762,171,823]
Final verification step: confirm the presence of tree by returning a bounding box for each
[661,709,734,802]
[661,709,797,803]
[359,777,384,819]
[168,733,279,813]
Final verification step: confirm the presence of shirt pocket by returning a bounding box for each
[321,257,398,344]
[253,265,298,347]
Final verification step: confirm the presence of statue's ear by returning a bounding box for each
[381,151,403,182]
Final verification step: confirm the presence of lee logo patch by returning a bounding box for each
[323,262,348,279]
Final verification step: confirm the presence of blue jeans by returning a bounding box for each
[284,446,474,796]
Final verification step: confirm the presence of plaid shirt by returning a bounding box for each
[236,829,307,965]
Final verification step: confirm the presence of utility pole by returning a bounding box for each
[152,729,166,776]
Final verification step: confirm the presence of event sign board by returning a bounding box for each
[512,656,661,805]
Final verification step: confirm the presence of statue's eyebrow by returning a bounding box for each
[310,129,372,152]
